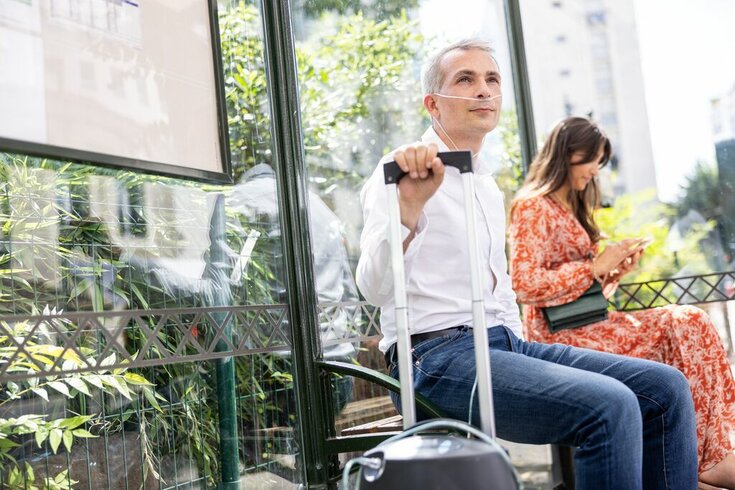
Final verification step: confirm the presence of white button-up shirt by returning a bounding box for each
[356,127,523,352]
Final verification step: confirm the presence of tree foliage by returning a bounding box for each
[220,2,422,182]
[0,312,161,489]
[300,0,419,18]
[595,190,711,285]
[495,109,524,209]
[674,161,721,220]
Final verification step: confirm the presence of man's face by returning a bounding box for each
[426,48,502,141]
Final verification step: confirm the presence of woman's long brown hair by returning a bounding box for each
[512,117,611,243]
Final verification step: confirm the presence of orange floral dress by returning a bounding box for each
[509,195,735,473]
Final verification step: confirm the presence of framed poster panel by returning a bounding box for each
[0,0,232,183]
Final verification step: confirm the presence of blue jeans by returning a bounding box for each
[387,326,697,490]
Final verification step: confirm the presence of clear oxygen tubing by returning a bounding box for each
[431,93,502,158]
[432,93,503,102]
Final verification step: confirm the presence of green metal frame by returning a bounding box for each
[504,0,537,173]
[209,194,240,489]
[259,0,333,487]
[317,361,444,421]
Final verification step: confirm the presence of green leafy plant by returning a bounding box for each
[495,109,524,209]
[4,463,76,490]
[0,313,161,488]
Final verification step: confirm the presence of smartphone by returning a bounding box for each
[636,236,655,249]
[627,236,654,255]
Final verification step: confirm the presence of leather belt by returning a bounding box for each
[384,326,465,368]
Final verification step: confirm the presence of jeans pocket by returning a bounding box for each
[413,330,466,371]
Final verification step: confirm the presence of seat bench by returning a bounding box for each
[340,414,403,436]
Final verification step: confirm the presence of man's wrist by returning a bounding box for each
[399,203,423,231]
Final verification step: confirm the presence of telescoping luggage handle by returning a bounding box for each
[383,150,496,439]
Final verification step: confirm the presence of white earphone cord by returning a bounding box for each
[433,118,487,159]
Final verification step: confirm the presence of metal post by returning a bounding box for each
[210,194,240,489]
[259,0,331,487]
[503,0,537,173]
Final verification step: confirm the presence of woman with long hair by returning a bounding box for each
[509,116,735,489]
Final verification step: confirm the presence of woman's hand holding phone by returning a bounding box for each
[595,237,652,281]
[595,241,637,279]
[612,237,653,279]
[626,236,654,255]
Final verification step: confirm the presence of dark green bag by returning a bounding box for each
[541,282,609,332]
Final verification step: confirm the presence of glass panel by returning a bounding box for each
[291,0,542,482]
[520,0,735,275]
[0,1,302,488]
[519,0,734,354]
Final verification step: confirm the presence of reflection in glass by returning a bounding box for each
[0,1,303,488]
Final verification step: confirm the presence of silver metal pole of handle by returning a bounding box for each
[386,182,417,428]
[382,151,495,437]
[461,172,496,438]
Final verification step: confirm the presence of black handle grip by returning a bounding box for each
[383,150,473,185]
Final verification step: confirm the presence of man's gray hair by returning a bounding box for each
[422,38,494,95]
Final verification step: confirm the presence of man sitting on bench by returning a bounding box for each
[356,38,698,490]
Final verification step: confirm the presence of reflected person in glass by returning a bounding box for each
[229,163,359,415]
[509,116,735,489]
[356,38,698,489]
